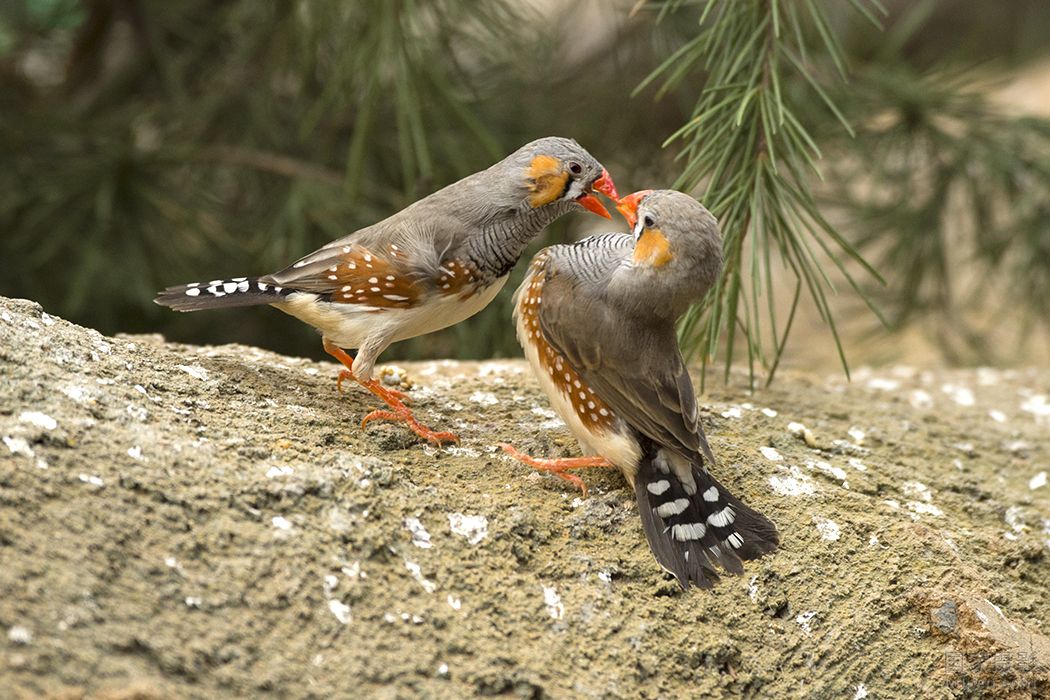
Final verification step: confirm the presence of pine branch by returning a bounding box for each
[642,0,886,388]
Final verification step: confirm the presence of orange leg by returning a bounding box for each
[499,443,613,498]
[323,339,459,445]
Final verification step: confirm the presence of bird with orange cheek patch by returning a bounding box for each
[502,190,778,589]
[156,137,618,445]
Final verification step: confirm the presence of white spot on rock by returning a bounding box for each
[814,516,841,541]
[78,474,104,487]
[405,560,436,593]
[19,411,57,431]
[1030,471,1047,491]
[542,586,564,620]
[759,446,783,462]
[405,517,433,548]
[720,406,742,419]
[468,391,498,406]
[3,436,34,458]
[795,611,816,636]
[272,516,292,531]
[447,513,488,545]
[769,467,817,497]
[761,407,778,417]
[176,364,209,381]
[8,626,32,645]
[328,599,352,625]
[941,383,975,406]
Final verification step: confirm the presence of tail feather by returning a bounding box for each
[634,446,779,590]
[154,277,291,312]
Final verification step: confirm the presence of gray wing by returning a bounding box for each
[538,240,716,466]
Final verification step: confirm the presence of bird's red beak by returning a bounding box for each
[576,168,619,219]
[615,189,653,228]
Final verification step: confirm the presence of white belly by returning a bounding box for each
[516,308,642,482]
[274,276,509,349]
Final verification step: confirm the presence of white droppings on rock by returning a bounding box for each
[185,596,202,608]
[988,410,1007,423]
[867,377,900,391]
[720,406,743,419]
[127,446,142,460]
[3,436,34,458]
[909,389,933,409]
[272,515,292,531]
[795,611,817,635]
[883,499,901,510]
[814,516,841,542]
[1030,471,1047,490]
[405,517,433,548]
[805,459,849,488]
[847,458,867,472]
[438,662,449,676]
[60,385,90,403]
[769,467,817,497]
[761,407,778,417]
[787,422,806,435]
[443,446,480,458]
[405,560,436,593]
[447,513,488,545]
[176,364,209,381]
[1004,506,1026,540]
[847,427,866,444]
[941,383,975,407]
[303,367,319,376]
[747,576,759,602]
[78,474,104,487]
[759,446,783,462]
[266,465,293,478]
[447,595,462,611]
[19,411,57,431]
[906,501,944,519]
[531,406,558,419]
[902,481,933,502]
[328,599,352,625]
[1021,394,1050,423]
[854,683,868,700]
[8,626,32,645]
[542,586,564,620]
[468,391,498,406]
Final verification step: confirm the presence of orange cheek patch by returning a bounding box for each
[518,258,615,433]
[632,229,674,268]
[526,155,569,208]
[328,244,422,308]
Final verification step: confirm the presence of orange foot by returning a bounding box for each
[323,339,458,446]
[499,443,613,498]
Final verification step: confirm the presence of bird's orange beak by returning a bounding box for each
[576,168,619,219]
[615,189,653,228]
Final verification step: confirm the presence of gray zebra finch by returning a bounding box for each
[156,137,618,445]
[502,189,778,589]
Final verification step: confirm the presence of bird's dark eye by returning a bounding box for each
[568,161,582,175]
[643,215,655,228]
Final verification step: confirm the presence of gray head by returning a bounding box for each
[613,189,723,320]
[490,137,619,219]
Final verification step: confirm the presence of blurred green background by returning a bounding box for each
[3,0,1049,375]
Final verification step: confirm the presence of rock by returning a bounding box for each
[1,295,1048,699]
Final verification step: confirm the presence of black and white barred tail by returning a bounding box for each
[634,445,779,590]
[154,277,292,312]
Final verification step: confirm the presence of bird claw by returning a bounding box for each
[363,407,459,446]
[498,443,613,497]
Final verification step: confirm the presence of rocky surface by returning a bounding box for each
[1,296,1048,699]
